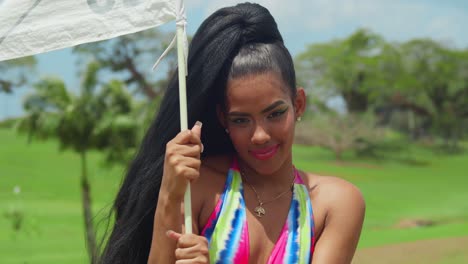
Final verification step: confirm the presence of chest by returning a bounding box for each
[245,197,291,263]
[200,173,317,263]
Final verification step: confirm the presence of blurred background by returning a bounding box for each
[1,0,467,263]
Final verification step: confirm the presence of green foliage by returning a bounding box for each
[15,62,142,263]
[296,29,385,112]
[0,117,22,129]
[295,29,468,143]
[0,56,37,93]
[17,63,140,164]
[399,40,468,144]
[73,28,177,99]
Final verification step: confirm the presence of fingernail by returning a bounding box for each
[195,121,203,128]
[201,143,204,153]
[166,230,173,237]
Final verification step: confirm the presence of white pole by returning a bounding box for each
[176,21,192,234]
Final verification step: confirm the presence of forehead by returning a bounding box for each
[225,72,290,110]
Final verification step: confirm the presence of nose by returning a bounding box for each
[251,123,271,145]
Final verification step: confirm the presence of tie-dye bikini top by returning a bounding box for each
[201,158,315,263]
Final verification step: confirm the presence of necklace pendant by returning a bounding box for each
[254,205,265,218]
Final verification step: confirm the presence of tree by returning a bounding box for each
[18,61,139,263]
[296,30,468,143]
[73,28,177,100]
[371,42,433,138]
[400,40,468,147]
[295,112,384,161]
[0,56,36,93]
[296,29,385,113]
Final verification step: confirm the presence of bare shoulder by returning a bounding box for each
[314,174,363,206]
[302,172,364,206]
[300,172,365,229]
[301,172,365,263]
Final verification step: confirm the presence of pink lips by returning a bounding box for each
[249,144,280,160]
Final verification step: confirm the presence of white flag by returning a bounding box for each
[0,0,183,61]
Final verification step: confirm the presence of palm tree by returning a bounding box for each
[18,61,139,264]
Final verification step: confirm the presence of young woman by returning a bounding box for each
[101,3,365,264]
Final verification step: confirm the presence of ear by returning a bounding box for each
[216,104,227,129]
[294,87,306,118]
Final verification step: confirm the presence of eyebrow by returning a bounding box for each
[228,100,287,116]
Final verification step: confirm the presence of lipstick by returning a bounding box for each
[249,144,279,160]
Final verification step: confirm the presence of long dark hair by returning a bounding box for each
[100,3,296,263]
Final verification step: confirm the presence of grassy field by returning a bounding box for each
[353,236,468,264]
[1,128,468,263]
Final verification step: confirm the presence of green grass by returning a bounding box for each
[293,142,468,248]
[1,128,468,263]
[0,128,123,264]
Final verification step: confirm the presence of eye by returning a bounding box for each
[268,108,288,119]
[229,117,250,125]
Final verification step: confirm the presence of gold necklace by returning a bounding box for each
[240,168,296,218]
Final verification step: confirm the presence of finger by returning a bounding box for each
[177,234,209,248]
[183,157,201,171]
[175,259,205,264]
[169,144,202,157]
[169,155,201,171]
[171,121,202,145]
[166,230,182,241]
[189,121,203,151]
[174,235,209,260]
[174,166,199,181]
[175,257,209,263]
[175,246,203,260]
[175,255,209,264]
[191,121,202,139]
[169,129,201,147]
[167,130,192,147]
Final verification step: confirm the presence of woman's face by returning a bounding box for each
[221,71,305,175]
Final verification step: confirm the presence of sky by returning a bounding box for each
[1,0,468,119]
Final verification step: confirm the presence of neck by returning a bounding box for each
[238,156,295,194]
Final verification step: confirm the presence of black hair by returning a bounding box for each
[99,3,296,263]
[229,42,296,94]
[223,42,297,111]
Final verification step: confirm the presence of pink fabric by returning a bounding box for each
[233,223,250,263]
[267,224,288,263]
[201,198,222,236]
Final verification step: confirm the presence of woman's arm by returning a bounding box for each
[311,178,366,264]
[147,123,203,263]
[148,193,184,263]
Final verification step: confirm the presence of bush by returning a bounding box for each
[295,112,385,160]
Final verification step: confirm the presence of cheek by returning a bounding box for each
[275,113,296,139]
[228,129,249,150]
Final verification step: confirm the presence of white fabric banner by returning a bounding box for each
[0,0,181,61]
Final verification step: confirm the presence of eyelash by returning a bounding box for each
[229,108,288,125]
[230,118,249,124]
[268,108,288,119]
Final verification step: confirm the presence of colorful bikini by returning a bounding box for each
[201,158,315,263]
